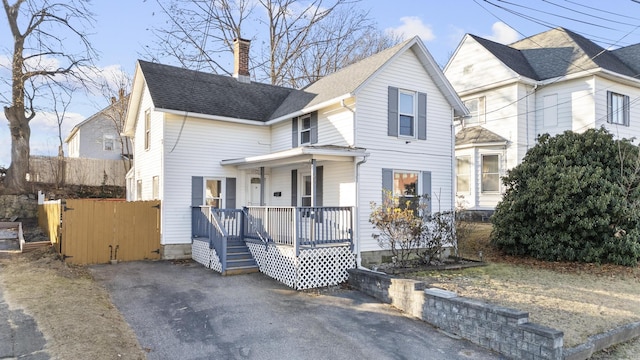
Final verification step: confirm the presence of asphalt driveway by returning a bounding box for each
[90,261,503,360]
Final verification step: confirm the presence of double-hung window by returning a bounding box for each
[205,179,223,208]
[607,91,630,126]
[299,114,312,145]
[481,154,500,193]
[394,170,419,211]
[456,156,471,193]
[103,135,115,151]
[463,97,485,126]
[399,91,415,137]
[388,87,427,140]
[144,110,151,150]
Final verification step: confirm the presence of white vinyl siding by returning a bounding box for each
[444,35,520,93]
[132,86,163,203]
[356,50,454,252]
[162,115,270,245]
[543,94,558,127]
[269,101,355,152]
[594,77,640,141]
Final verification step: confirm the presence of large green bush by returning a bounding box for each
[491,128,640,266]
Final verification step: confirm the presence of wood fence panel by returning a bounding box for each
[37,201,61,252]
[116,201,161,261]
[60,199,160,265]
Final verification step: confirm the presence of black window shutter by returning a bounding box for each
[422,171,432,215]
[291,169,297,206]
[292,118,298,147]
[316,166,323,206]
[310,111,318,144]
[625,95,630,126]
[225,178,236,209]
[607,91,613,124]
[382,168,393,201]
[418,92,427,140]
[191,176,203,207]
[388,87,399,137]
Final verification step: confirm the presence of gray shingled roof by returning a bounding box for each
[475,27,639,81]
[456,126,507,146]
[269,38,414,119]
[469,35,538,80]
[139,60,295,122]
[139,36,463,122]
[612,44,640,75]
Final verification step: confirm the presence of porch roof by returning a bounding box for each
[220,145,368,169]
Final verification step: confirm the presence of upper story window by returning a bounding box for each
[103,135,115,151]
[388,87,427,140]
[463,97,485,126]
[456,156,471,193]
[144,109,151,150]
[292,112,317,147]
[399,91,415,137]
[299,114,312,145]
[607,91,630,126]
[481,154,500,193]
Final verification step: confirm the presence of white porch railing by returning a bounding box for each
[243,206,353,255]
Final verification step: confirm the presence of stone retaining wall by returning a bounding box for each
[348,268,564,360]
[0,195,37,219]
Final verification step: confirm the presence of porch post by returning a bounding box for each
[310,159,316,207]
[310,159,316,246]
[260,166,265,206]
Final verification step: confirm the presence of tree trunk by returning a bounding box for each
[4,105,30,194]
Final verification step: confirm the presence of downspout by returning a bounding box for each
[355,153,369,268]
[526,83,538,151]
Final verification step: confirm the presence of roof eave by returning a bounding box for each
[265,93,353,125]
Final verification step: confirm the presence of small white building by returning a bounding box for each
[123,36,466,288]
[445,27,640,213]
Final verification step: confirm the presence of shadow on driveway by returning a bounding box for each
[91,261,504,360]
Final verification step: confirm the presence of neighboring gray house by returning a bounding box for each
[65,96,132,161]
[445,27,640,212]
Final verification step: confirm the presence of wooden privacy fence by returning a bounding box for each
[38,199,62,253]
[38,199,161,265]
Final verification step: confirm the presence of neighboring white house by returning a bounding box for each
[445,27,640,212]
[123,36,466,277]
[65,96,132,161]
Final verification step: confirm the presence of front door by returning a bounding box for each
[250,177,261,205]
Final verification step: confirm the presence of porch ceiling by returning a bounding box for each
[221,145,368,169]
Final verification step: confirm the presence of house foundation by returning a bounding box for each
[161,244,192,260]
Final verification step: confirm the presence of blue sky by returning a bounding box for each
[1,0,640,167]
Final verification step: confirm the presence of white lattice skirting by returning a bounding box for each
[247,242,355,290]
[191,239,222,273]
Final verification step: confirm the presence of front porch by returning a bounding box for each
[191,206,356,289]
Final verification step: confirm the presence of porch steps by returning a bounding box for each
[223,237,259,275]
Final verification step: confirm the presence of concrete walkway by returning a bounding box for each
[91,261,505,360]
[0,282,49,359]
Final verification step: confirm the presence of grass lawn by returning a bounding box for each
[408,222,640,358]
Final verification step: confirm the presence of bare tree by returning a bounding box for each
[98,71,133,173]
[48,83,74,187]
[146,0,254,74]
[149,0,398,87]
[1,0,97,193]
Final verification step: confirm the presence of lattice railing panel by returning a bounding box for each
[247,242,298,288]
[191,239,222,273]
[297,247,355,290]
[192,240,211,268]
[210,247,222,273]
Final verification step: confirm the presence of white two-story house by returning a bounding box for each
[445,27,640,213]
[123,36,466,288]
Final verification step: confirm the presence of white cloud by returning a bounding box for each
[484,22,520,44]
[0,111,85,167]
[386,16,436,42]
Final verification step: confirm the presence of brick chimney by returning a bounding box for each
[233,38,251,83]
